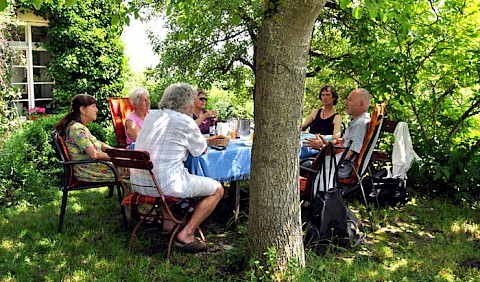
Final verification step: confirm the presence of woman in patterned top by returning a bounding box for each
[54,94,116,182]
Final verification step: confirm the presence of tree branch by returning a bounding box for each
[189,29,247,55]
[446,97,480,142]
[306,52,350,77]
[462,139,480,165]
[412,103,430,147]
[432,84,455,133]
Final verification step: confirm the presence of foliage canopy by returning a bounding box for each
[144,0,480,196]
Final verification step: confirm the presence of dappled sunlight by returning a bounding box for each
[383,258,408,272]
[450,219,480,238]
[323,196,480,281]
[407,197,420,206]
[0,187,130,280]
[437,267,456,281]
[1,239,15,250]
[2,186,479,280]
[338,254,355,265]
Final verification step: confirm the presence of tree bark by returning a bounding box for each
[248,0,325,271]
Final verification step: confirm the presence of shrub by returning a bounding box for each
[0,113,119,208]
[0,116,60,207]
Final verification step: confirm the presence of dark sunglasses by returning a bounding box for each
[199,97,208,102]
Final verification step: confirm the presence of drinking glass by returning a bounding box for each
[227,118,238,139]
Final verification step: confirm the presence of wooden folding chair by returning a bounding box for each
[108,97,133,148]
[51,130,127,233]
[370,119,399,164]
[105,148,200,259]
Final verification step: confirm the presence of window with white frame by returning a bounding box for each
[8,12,54,116]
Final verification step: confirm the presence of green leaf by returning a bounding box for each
[380,12,388,22]
[33,0,44,10]
[340,0,351,10]
[111,15,119,25]
[178,33,188,41]
[365,0,378,18]
[65,0,75,8]
[231,14,241,26]
[0,0,7,12]
[352,7,363,19]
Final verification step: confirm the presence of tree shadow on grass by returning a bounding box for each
[303,195,480,281]
[0,187,248,280]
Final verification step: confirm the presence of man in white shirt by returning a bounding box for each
[131,83,224,252]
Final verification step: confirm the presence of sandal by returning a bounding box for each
[174,237,206,253]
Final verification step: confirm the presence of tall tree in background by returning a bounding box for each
[149,0,326,272]
[146,0,262,98]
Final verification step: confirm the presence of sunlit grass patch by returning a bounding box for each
[450,219,480,238]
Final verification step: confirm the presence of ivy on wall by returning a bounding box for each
[17,0,128,123]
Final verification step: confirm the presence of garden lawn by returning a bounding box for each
[0,186,479,281]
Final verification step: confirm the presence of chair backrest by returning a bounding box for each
[51,130,75,185]
[340,102,386,184]
[370,118,399,163]
[105,148,164,198]
[108,97,133,148]
[106,148,153,170]
[51,130,70,162]
[383,119,398,134]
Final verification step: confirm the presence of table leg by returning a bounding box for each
[232,180,240,225]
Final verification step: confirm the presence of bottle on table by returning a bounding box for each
[209,116,217,136]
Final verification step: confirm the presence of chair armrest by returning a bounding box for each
[299,166,319,174]
[59,159,119,181]
[299,157,316,166]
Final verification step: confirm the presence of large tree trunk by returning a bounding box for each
[248,0,325,271]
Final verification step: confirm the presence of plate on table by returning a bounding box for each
[243,141,253,147]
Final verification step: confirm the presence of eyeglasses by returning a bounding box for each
[199,97,208,102]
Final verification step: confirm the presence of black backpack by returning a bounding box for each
[306,188,365,248]
[305,143,365,249]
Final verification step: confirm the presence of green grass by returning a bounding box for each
[1,187,479,281]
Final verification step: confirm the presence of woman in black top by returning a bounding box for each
[302,85,342,139]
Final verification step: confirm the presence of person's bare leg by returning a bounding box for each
[177,184,224,244]
[157,206,175,232]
